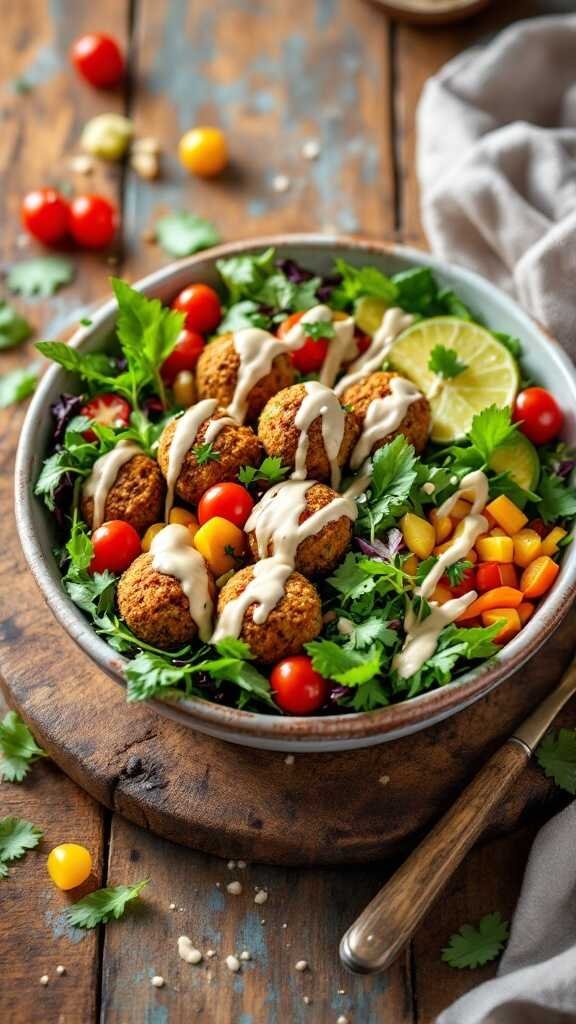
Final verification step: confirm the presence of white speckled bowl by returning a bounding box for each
[15,236,576,751]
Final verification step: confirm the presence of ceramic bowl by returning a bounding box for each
[15,235,576,751]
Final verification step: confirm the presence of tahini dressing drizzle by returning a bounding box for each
[211,480,357,641]
[349,377,423,470]
[83,440,143,529]
[150,524,214,641]
[334,307,414,396]
[292,381,347,489]
[164,398,229,519]
[393,470,490,678]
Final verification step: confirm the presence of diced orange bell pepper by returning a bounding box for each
[450,499,472,521]
[485,495,528,536]
[482,608,522,644]
[520,556,560,599]
[517,602,535,625]
[403,553,419,577]
[431,583,453,605]
[476,536,514,563]
[476,562,518,592]
[194,516,245,576]
[541,526,568,557]
[430,509,453,544]
[456,586,523,622]
[512,529,542,568]
[400,513,435,560]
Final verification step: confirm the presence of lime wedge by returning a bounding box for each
[489,432,540,491]
[354,296,390,336]
[387,317,520,443]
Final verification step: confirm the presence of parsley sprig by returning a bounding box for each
[536,729,576,794]
[0,817,43,879]
[428,344,467,379]
[0,712,46,783]
[442,912,509,969]
[67,880,149,929]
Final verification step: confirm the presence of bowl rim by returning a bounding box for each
[14,233,576,744]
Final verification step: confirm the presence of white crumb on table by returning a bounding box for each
[284,754,295,765]
[206,949,216,959]
[227,860,236,870]
[237,860,247,869]
[178,936,203,964]
[225,955,241,973]
[379,775,390,786]
[239,950,251,961]
[302,139,321,160]
[56,965,66,976]
[295,959,308,972]
[227,880,242,895]
[254,889,268,904]
[272,174,290,193]
[151,976,165,988]
[39,975,49,986]
[169,902,177,910]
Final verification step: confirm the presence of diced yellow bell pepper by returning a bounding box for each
[142,523,165,553]
[169,506,199,540]
[541,526,568,557]
[450,499,472,521]
[194,516,245,576]
[490,527,507,537]
[400,513,435,560]
[512,528,542,568]
[403,554,419,577]
[430,509,453,543]
[485,495,528,536]
[476,535,514,563]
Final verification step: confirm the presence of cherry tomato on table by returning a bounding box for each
[278,311,330,374]
[270,656,330,715]
[160,329,205,385]
[178,126,228,177]
[71,33,124,88]
[172,283,222,334]
[47,843,92,890]
[81,392,131,442]
[69,194,117,248]
[198,482,254,529]
[513,387,564,445]
[89,520,141,575]
[21,188,69,245]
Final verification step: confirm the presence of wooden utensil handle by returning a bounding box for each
[340,738,530,974]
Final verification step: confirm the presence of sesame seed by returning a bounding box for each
[39,975,49,986]
[227,881,242,895]
[295,960,308,972]
[151,976,165,988]
[225,955,241,973]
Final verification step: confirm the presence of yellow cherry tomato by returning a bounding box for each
[172,370,196,408]
[178,126,228,178]
[169,507,199,540]
[142,522,165,552]
[194,516,245,576]
[47,843,92,891]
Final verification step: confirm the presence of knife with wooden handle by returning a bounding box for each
[340,657,576,974]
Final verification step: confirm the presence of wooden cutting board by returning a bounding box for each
[1,405,574,865]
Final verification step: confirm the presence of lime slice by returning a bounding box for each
[489,432,540,491]
[354,296,390,335]
[387,317,520,443]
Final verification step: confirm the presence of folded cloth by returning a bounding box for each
[437,803,576,1022]
[417,14,576,356]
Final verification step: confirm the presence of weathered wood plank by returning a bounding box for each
[101,818,415,1023]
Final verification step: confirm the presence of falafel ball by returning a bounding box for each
[340,371,431,456]
[157,408,262,506]
[247,482,353,576]
[196,333,295,423]
[216,567,322,664]
[81,454,165,536]
[257,383,360,484]
[117,552,213,649]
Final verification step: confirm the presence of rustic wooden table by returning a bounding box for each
[1,1,571,1021]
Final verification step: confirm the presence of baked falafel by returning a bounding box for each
[340,371,431,457]
[82,453,165,535]
[196,333,295,423]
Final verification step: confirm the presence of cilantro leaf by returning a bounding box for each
[125,652,190,702]
[445,560,473,587]
[303,320,335,340]
[442,912,509,969]
[536,472,576,524]
[238,456,289,486]
[8,257,74,297]
[66,880,149,929]
[446,622,503,659]
[348,678,390,711]
[0,712,46,783]
[357,436,418,536]
[537,729,576,794]
[155,212,219,258]
[111,278,184,405]
[305,639,382,686]
[468,405,517,463]
[0,364,39,408]
[219,300,272,333]
[428,345,467,379]
[0,301,32,350]
[327,553,378,604]
[416,556,438,586]
[217,249,320,313]
[192,441,220,465]
[345,616,397,650]
[0,817,43,875]
[331,259,397,309]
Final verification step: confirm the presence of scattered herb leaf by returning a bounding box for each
[442,912,509,969]
[0,712,46,783]
[8,257,74,297]
[155,212,220,258]
[66,880,149,929]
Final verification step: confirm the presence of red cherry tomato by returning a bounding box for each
[160,329,205,385]
[81,392,131,442]
[71,33,124,88]
[278,311,330,374]
[270,656,330,715]
[198,482,254,529]
[448,566,477,598]
[476,562,518,593]
[354,329,371,355]
[172,284,222,335]
[69,194,117,248]
[513,387,564,445]
[21,188,69,245]
[89,520,141,575]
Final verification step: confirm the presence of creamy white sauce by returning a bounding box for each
[418,514,488,600]
[204,414,238,445]
[245,479,358,562]
[350,377,423,469]
[83,441,142,529]
[335,307,414,395]
[150,524,214,641]
[282,304,356,389]
[292,381,346,488]
[393,592,477,679]
[211,557,293,643]
[164,399,218,519]
[343,473,373,501]
[228,328,295,423]
[436,469,489,518]
[422,482,436,495]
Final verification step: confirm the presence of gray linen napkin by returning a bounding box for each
[417,15,576,1022]
[417,14,576,357]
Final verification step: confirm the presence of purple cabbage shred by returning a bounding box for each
[356,528,404,562]
[50,393,84,449]
[276,258,315,284]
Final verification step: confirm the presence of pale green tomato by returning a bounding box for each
[81,113,133,161]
